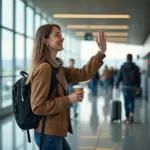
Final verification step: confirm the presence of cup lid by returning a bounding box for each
[73,85,84,88]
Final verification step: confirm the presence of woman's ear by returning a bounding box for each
[44,39,48,45]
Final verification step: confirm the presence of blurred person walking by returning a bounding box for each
[90,71,100,96]
[116,54,141,123]
[101,65,112,92]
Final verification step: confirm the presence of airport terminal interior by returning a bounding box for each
[0,0,150,150]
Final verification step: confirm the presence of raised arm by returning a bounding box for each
[64,52,105,83]
[64,30,106,84]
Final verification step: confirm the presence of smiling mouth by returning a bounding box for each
[59,43,63,47]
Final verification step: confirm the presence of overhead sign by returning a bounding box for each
[84,33,93,41]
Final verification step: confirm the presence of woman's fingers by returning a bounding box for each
[96,30,106,54]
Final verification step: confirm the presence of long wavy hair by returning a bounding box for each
[26,24,60,84]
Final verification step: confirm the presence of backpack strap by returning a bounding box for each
[39,60,58,150]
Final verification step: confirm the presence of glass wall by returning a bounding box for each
[0,0,48,108]
[2,0,13,29]
[0,0,81,109]
[1,29,13,107]
[15,0,25,34]
[35,13,41,33]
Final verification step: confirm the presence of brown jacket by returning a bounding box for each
[30,51,105,136]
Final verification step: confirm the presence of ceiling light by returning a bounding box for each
[53,14,131,19]
[67,25,129,29]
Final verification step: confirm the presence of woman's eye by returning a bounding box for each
[55,33,62,37]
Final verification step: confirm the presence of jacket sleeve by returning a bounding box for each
[116,66,123,87]
[63,51,105,84]
[30,63,70,116]
[136,66,141,88]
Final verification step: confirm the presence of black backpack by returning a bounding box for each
[12,61,57,150]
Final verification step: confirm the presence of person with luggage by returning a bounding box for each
[24,24,106,150]
[116,54,141,123]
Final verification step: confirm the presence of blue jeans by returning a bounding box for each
[122,88,136,118]
[34,132,71,150]
[90,79,98,96]
[68,84,73,93]
[71,103,78,116]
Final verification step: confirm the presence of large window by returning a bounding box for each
[2,76,13,107]
[26,7,34,37]
[2,0,13,29]
[15,0,25,34]
[2,29,13,76]
[1,18,13,108]
[15,34,25,75]
[35,14,41,33]
[0,0,81,110]
[26,38,33,71]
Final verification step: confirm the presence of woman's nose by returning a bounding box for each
[61,36,64,41]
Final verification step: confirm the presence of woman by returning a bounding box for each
[26,24,106,150]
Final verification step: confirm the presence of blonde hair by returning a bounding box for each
[26,24,60,84]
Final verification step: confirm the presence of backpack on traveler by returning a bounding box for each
[12,61,57,150]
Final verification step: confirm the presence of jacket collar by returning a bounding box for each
[41,47,67,91]
[46,57,67,91]
[46,57,63,69]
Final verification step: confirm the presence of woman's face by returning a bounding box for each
[46,26,64,51]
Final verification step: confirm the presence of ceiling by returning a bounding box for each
[30,0,150,45]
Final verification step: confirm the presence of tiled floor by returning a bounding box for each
[0,86,150,150]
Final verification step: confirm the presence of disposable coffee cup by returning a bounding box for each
[73,85,84,93]
[73,85,84,102]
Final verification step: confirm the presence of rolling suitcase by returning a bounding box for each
[111,100,122,122]
[110,88,122,122]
